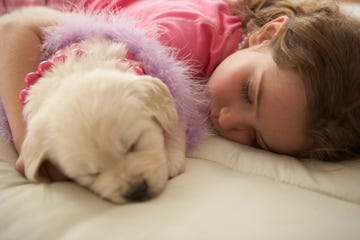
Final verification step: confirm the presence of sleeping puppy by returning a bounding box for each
[2,7,207,203]
[19,37,187,203]
[20,37,187,203]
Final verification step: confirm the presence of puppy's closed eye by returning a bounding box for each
[125,133,141,152]
[128,142,137,152]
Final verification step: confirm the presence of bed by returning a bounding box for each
[1,1,360,240]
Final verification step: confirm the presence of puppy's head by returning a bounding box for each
[21,69,178,203]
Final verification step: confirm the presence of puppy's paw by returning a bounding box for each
[165,129,187,179]
[167,158,185,179]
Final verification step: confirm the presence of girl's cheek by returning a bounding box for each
[208,76,225,93]
[208,83,227,104]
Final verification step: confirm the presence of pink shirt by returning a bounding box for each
[75,0,242,78]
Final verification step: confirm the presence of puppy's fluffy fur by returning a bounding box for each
[5,8,191,203]
[23,37,187,203]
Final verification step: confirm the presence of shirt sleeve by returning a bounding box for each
[73,0,242,78]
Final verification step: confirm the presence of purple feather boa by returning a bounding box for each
[39,10,209,150]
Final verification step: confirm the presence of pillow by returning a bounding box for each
[189,136,360,204]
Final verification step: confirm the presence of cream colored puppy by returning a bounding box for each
[20,38,186,203]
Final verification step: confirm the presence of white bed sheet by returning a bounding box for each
[1,135,360,240]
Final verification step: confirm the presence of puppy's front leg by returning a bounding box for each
[165,127,186,178]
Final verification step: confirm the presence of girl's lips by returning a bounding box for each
[210,114,218,124]
[208,105,220,127]
[209,114,221,132]
[208,103,222,130]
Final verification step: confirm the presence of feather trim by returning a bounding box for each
[41,10,209,150]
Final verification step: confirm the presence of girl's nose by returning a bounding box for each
[217,106,254,146]
[218,106,245,130]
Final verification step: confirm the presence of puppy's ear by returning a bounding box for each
[21,134,50,182]
[141,77,178,134]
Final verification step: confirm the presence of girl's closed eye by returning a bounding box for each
[241,79,252,104]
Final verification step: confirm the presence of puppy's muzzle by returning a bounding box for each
[124,180,150,201]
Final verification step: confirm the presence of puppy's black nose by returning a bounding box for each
[124,180,150,201]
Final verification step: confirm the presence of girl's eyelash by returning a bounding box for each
[241,79,252,104]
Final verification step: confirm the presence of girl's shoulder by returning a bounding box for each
[76,0,243,77]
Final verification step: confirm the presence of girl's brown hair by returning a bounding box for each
[234,0,360,161]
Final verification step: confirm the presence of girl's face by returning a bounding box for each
[207,46,310,155]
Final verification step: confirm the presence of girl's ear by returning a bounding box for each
[248,16,289,46]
